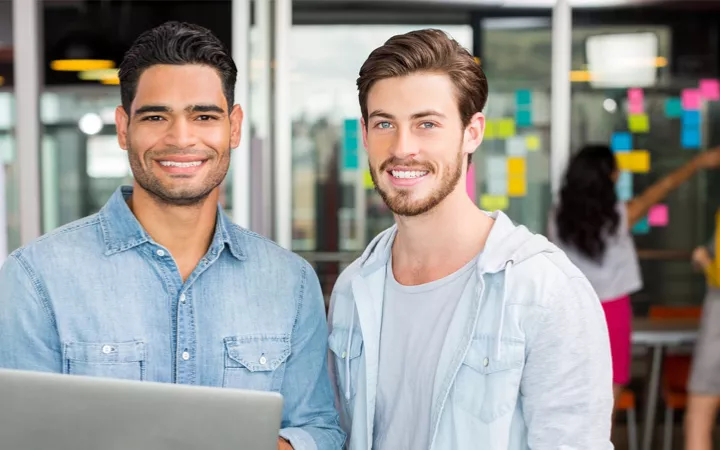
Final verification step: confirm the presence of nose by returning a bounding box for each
[164,117,199,149]
[390,127,419,160]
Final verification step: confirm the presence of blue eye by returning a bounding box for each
[376,121,392,129]
[420,122,436,129]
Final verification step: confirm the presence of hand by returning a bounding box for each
[278,437,294,450]
[692,246,712,272]
[695,147,720,169]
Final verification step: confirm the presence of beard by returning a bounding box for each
[370,148,464,217]
[127,145,231,207]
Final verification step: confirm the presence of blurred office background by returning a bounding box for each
[2,1,720,446]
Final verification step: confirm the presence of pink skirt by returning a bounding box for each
[601,295,632,385]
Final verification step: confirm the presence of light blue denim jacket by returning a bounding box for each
[328,211,614,450]
[0,186,345,450]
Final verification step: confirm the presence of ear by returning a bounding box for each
[463,112,485,157]
[229,104,244,149]
[115,106,129,150]
[361,117,369,149]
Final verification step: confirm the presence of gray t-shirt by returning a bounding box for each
[372,254,479,450]
[548,202,642,301]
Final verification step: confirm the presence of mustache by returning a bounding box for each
[379,157,433,172]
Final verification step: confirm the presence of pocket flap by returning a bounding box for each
[64,340,146,363]
[463,338,524,374]
[224,336,291,372]
[328,328,363,360]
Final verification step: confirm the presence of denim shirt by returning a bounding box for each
[0,186,345,450]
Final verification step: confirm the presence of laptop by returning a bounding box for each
[0,369,284,450]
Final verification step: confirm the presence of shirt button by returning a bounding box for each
[156,249,165,257]
[102,345,113,354]
[182,351,190,361]
[341,352,347,359]
[179,294,186,303]
[259,355,267,365]
[483,357,489,367]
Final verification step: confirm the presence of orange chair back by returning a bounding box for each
[648,305,702,320]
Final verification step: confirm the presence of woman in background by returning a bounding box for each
[548,144,720,411]
[686,223,720,450]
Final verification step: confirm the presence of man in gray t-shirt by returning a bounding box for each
[373,255,479,450]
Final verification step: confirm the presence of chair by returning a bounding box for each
[648,306,702,450]
[615,389,639,450]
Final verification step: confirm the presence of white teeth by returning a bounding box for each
[391,170,428,179]
[159,161,203,168]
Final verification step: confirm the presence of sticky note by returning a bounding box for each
[616,150,650,173]
[682,128,701,149]
[682,88,702,110]
[487,177,508,195]
[342,119,359,169]
[611,132,632,152]
[525,135,540,151]
[498,119,516,138]
[516,109,532,128]
[628,88,644,114]
[616,171,633,201]
[665,98,682,118]
[363,170,374,189]
[508,177,527,197]
[486,155,508,179]
[507,157,526,176]
[466,163,476,201]
[484,120,497,140]
[628,113,649,133]
[481,195,509,211]
[507,136,527,156]
[700,79,720,101]
[648,204,669,227]
[516,89,532,106]
[632,216,650,235]
[682,110,701,127]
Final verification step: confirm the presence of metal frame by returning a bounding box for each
[273,0,292,249]
[231,0,251,228]
[550,0,571,198]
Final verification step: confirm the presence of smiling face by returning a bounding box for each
[363,72,483,217]
[115,64,242,206]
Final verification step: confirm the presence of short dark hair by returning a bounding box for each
[118,21,237,114]
[357,29,488,166]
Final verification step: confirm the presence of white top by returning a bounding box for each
[548,202,643,301]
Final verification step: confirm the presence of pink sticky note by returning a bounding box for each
[648,204,669,227]
[700,79,720,101]
[466,163,476,201]
[628,88,644,114]
[682,89,702,110]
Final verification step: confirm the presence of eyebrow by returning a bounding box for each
[367,109,447,120]
[133,104,226,116]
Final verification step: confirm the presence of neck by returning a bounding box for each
[128,182,219,262]
[393,187,494,268]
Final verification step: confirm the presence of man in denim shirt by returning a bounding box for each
[0,21,344,450]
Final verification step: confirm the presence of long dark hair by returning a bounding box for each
[556,144,620,261]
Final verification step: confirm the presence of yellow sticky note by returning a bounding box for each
[484,120,497,140]
[525,135,540,151]
[508,177,527,197]
[628,114,650,133]
[480,195,509,211]
[363,170,375,189]
[616,150,650,173]
[507,157,526,176]
[498,118,516,138]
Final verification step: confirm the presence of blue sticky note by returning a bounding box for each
[682,110,701,128]
[615,171,633,201]
[665,97,682,118]
[516,89,532,107]
[632,216,650,235]
[682,127,701,149]
[611,132,632,152]
[516,109,532,127]
[342,119,359,169]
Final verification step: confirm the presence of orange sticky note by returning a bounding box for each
[508,177,527,197]
[507,157,526,176]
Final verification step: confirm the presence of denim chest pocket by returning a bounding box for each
[454,338,525,423]
[63,340,146,381]
[328,328,363,402]
[223,335,291,392]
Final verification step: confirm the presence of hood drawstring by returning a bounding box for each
[344,309,356,401]
[495,260,513,360]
